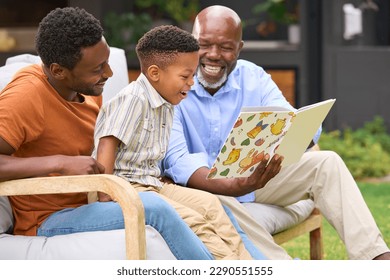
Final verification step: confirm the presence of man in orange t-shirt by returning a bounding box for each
[0,7,213,259]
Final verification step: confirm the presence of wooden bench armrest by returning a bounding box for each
[0,174,146,260]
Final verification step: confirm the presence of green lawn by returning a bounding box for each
[281,182,390,260]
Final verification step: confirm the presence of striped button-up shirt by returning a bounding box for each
[93,73,173,189]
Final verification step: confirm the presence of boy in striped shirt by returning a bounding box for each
[93,25,265,260]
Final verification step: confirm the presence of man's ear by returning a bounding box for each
[147,65,160,82]
[48,63,67,80]
[237,40,244,57]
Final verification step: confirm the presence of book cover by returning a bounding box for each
[207,99,336,179]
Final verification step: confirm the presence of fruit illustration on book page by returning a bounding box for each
[222,148,241,165]
[237,149,265,175]
[270,118,286,135]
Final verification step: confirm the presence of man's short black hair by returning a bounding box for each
[35,7,103,69]
[136,25,199,70]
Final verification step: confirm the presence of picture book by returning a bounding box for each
[207,99,336,179]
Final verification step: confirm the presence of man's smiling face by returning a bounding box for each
[193,9,243,94]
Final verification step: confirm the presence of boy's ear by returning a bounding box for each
[147,65,160,82]
[48,63,67,80]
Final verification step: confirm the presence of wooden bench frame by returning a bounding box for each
[0,174,146,260]
[1,174,323,260]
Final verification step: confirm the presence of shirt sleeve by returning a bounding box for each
[312,125,322,144]
[0,80,44,150]
[162,107,209,186]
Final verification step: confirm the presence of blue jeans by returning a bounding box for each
[223,205,268,260]
[37,192,214,260]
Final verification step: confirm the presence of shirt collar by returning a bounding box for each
[137,73,171,109]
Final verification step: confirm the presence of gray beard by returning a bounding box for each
[197,67,227,90]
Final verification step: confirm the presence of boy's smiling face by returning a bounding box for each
[151,51,199,105]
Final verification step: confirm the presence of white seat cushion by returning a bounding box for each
[0,226,176,260]
[243,199,315,234]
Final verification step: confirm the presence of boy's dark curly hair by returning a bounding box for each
[35,7,103,69]
[136,25,199,71]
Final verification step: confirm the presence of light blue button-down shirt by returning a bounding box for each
[162,59,322,202]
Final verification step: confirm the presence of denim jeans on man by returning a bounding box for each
[38,192,267,260]
[37,192,213,260]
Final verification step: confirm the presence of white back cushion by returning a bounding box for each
[0,47,129,103]
[0,197,13,234]
[102,47,130,103]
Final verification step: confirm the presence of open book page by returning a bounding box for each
[275,99,336,166]
[207,109,295,179]
[207,99,335,179]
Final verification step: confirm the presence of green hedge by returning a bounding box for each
[318,116,390,180]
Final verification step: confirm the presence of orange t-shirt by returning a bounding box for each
[0,64,102,236]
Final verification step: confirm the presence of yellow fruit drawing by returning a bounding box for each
[223,148,241,165]
[247,120,269,139]
[259,112,272,119]
[270,118,286,135]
